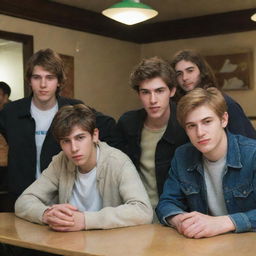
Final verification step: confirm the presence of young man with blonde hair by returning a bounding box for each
[15,104,152,231]
[156,87,256,238]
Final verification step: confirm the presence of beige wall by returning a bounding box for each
[0,14,141,120]
[141,31,256,117]
[1,14,256,119]
[0,40,24,100]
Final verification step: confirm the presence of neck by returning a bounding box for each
[145,106,170,130]
[32,97,57,110]
[204,131,228,162]
[79,145,97,174]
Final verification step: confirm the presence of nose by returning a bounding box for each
[196,125,205,137]
[71,141,78,152]
[182,72,189,81]
[40,77,47,88]
[150,92,157,104]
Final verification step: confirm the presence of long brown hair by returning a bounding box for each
[171,49,218,102]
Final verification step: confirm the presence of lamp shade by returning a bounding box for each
[102,0,158,25]
[251,13,256,22]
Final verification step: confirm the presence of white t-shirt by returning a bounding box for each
[31,101,58,179]
[69,147,102,212]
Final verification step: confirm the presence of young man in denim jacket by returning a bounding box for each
[156,87,256,238]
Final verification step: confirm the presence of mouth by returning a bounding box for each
[72,155,83,161]
[198,139,210,145]
[149,106,160,112]
[39,91,48,95]
[184,82,194,87]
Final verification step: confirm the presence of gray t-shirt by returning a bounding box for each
[203,155,228,216]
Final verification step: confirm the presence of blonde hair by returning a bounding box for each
[177,87,227,128]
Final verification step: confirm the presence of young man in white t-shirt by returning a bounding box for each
[156,87,256,238]
[0,49,115,211]
[15,104,152,231]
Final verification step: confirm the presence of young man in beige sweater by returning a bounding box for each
[15,104,152,231]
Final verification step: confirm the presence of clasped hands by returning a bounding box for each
[42,203,85,232]
[168,211,235,238]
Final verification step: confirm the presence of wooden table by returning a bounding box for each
[0,213,256,256]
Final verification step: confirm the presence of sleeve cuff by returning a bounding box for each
[229,213,252,233]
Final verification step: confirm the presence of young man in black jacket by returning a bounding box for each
[112,57,188,222]
[0,48,115,211]
[171,49,256,139]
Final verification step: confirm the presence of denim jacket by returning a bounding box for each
[156,132,256,233]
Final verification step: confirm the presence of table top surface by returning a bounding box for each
[0,212,256,256]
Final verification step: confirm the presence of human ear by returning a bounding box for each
[170,87,176,98]
[92,128,99,143]
[221,112,229,128]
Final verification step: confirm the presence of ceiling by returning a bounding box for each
[1,0,256,43]
[51,0,256,23]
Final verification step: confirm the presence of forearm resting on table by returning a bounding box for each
[166,212,235,238]
[42,204,85,231]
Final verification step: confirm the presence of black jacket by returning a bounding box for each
[224,94,256,139]
[111,101,188,196]
[0,95,115,200]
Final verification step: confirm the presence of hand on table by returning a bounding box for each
[43,204,85,231]
[168,211,235,238]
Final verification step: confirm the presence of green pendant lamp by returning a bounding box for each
[251,13,256,22]
[102,0,158,25]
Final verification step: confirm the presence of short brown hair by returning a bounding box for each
[52,104,96,142]
[25,48,66,93]
[177,87,227,128]
[130,56,176,91]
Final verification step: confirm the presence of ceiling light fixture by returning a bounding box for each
[251,13,256,22]
[102,0,158,25]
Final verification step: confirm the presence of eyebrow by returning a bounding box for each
[185,66,195,70]
[60,132,86,139]
[139,86,166,91]
[185,116,212,125]
[31,74,56,76]
[176,66,195,72]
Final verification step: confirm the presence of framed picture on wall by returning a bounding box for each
[205,52,253,90]
[59,54,74,98]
